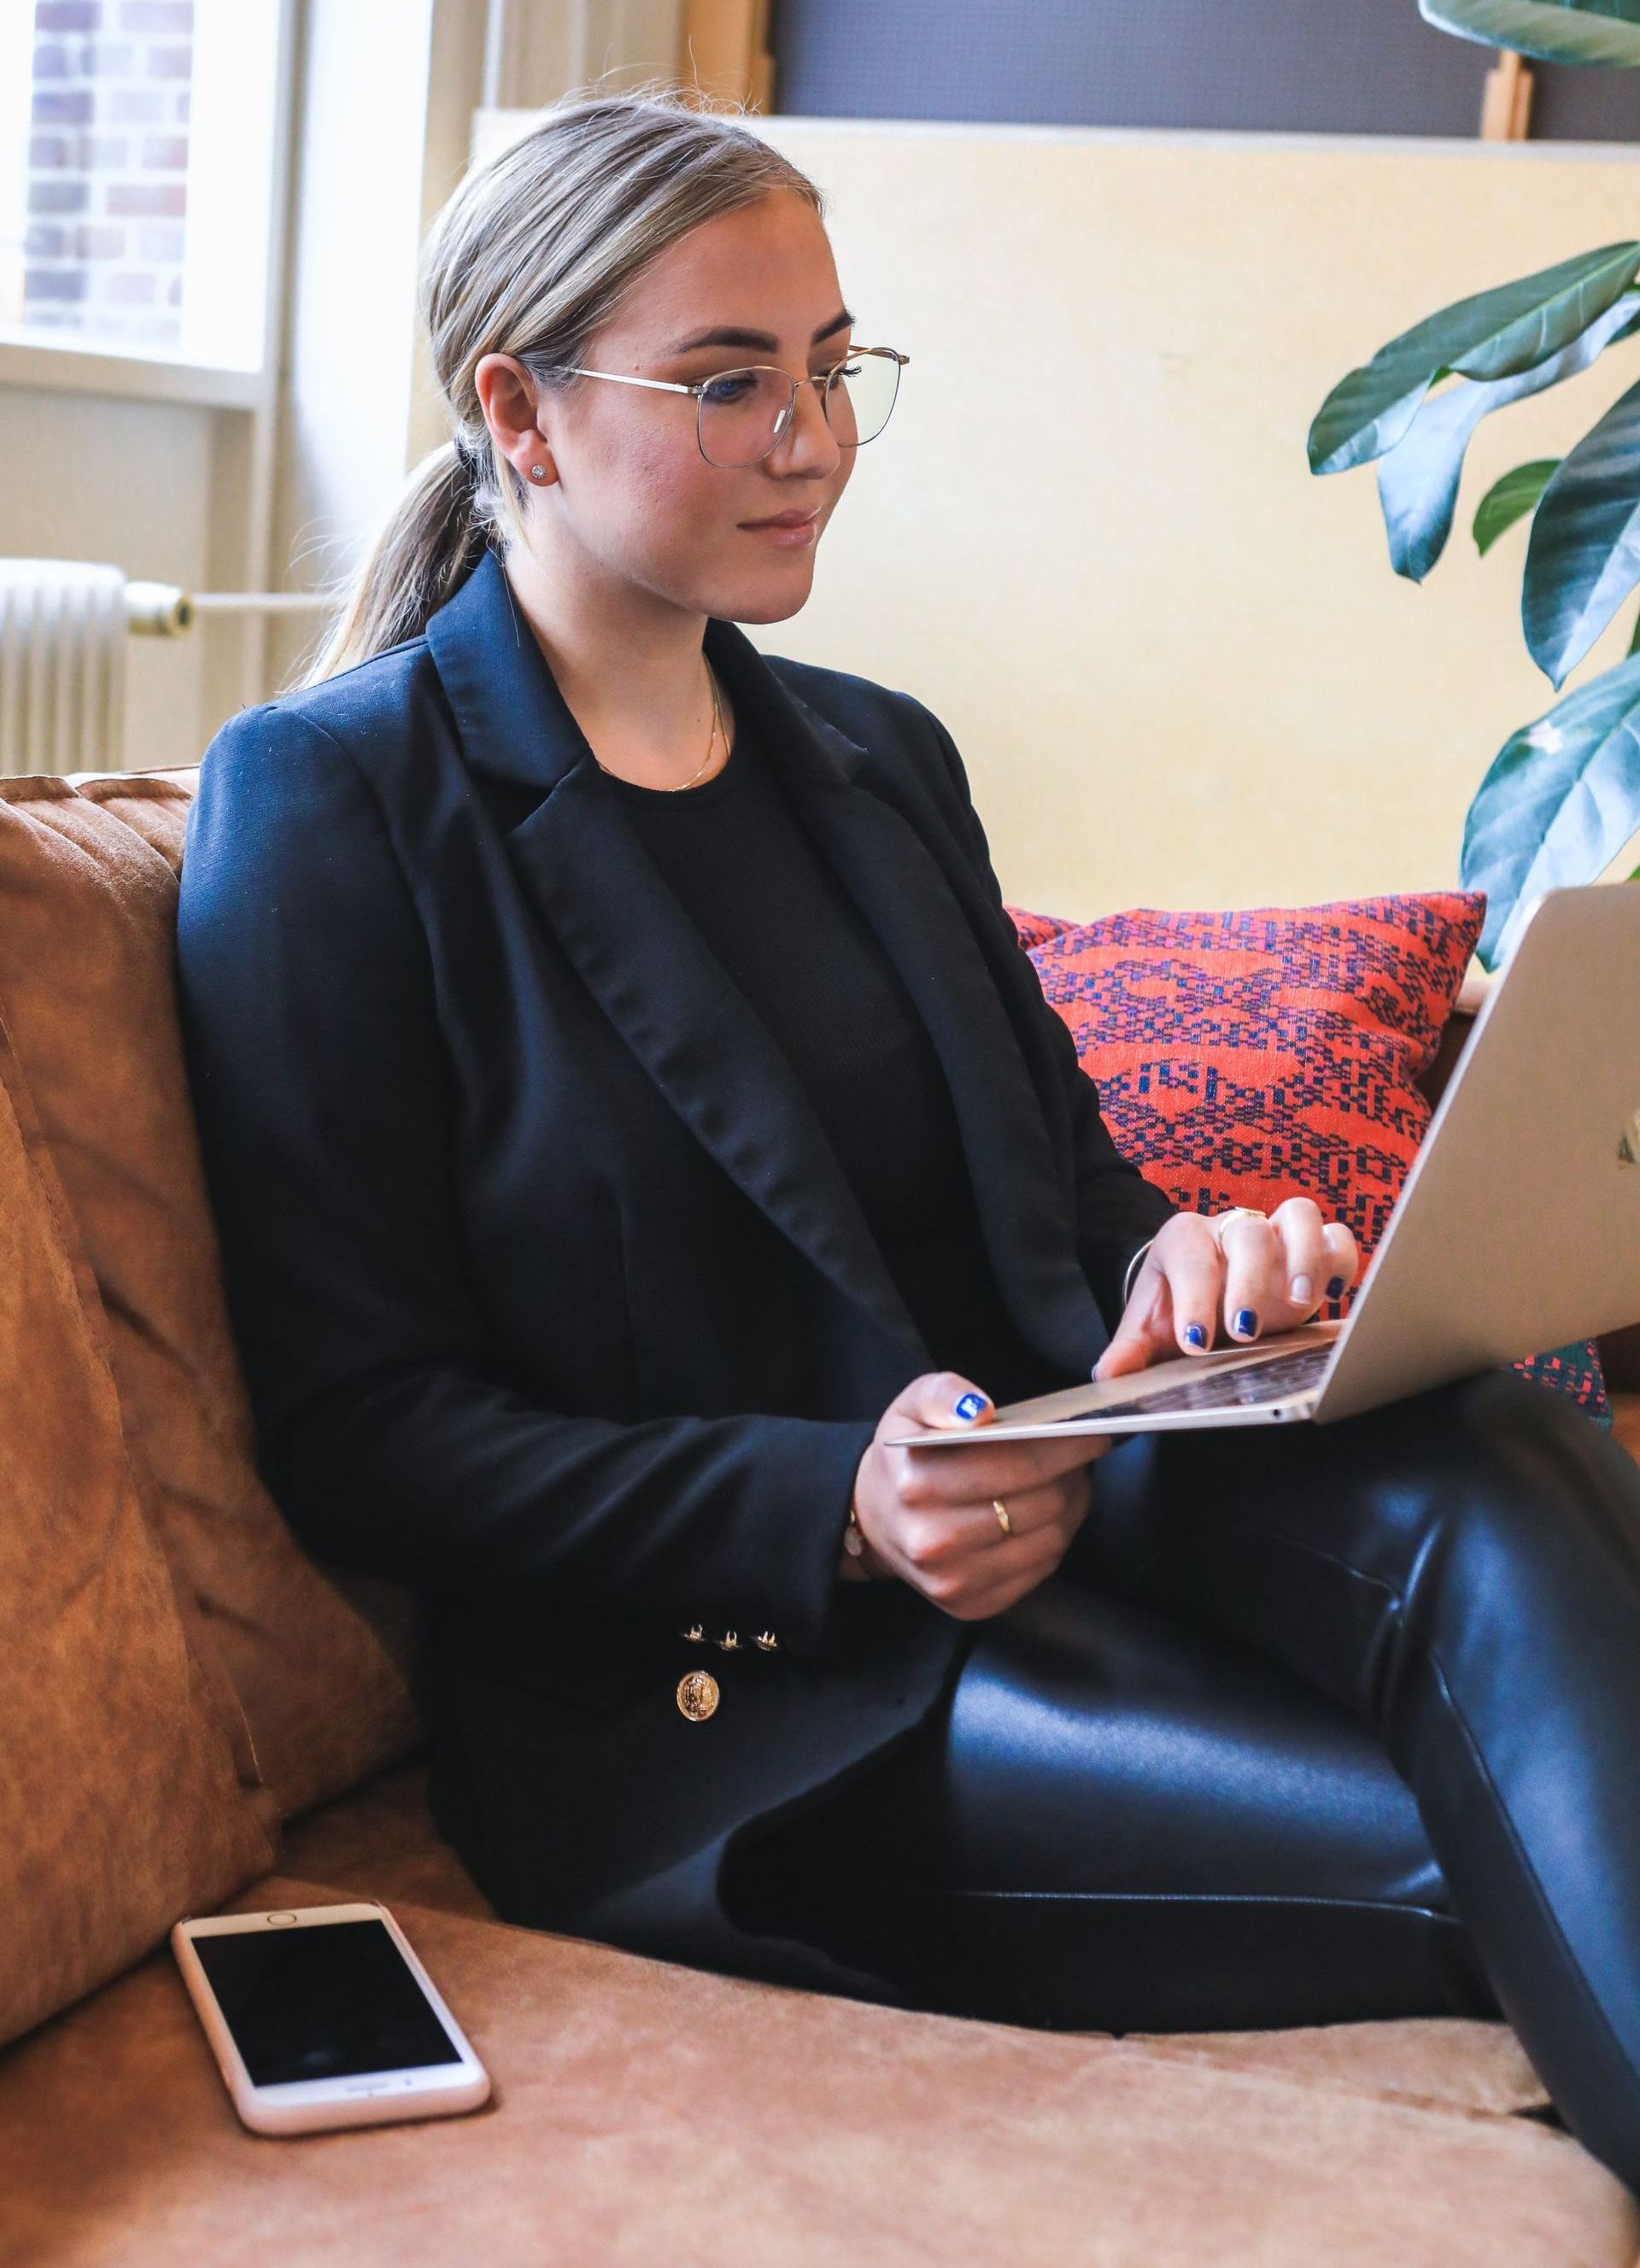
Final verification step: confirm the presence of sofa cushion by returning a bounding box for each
[0,1011,277,2051]
[0,774,422,1820]
[280,1758,1567,2110]
[279,1761,498,1924]
[1019,892,1609,1423]
[0,1872,1631,2266]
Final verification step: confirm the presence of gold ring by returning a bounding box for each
[1209,1205,1267,1254]
[992,1498,1011,1535]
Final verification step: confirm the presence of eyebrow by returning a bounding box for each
[670,308,854,355]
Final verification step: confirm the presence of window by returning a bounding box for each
[0,0,283,370]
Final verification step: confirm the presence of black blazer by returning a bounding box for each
[176,546,1178,2001]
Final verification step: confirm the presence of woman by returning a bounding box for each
[176,88,1640,2189]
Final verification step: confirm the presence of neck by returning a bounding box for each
[501,529,726,787]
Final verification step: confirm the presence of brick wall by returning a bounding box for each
[24,0,193,350]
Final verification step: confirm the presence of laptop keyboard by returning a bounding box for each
[1066,1339,1335,1422]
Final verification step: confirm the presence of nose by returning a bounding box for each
[764,372,841,474]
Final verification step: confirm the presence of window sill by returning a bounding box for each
[0,331,269,411]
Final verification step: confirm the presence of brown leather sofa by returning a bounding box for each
[3,764,1637,2267]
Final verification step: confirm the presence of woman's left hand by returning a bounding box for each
[1093,1198,1360,1382]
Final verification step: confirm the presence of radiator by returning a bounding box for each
[0,559,128,777]
[0,561,331,779]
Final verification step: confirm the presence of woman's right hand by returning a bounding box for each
[846,1371,1116,1620]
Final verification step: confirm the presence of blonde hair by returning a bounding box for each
[301,83,828,687]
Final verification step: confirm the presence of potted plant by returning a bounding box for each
[1308,0,1640,972]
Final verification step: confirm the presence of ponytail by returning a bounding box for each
[302,441,489,686]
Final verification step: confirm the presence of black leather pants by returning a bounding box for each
[721,1368,1640,2192]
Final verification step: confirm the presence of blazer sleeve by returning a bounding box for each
[175,706,878,1660]
[899,694,1180,1331]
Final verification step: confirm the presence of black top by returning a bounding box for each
[600,704,1060,1406]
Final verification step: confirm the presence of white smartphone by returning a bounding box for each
[170,1899,491,2136]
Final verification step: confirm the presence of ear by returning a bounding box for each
[474,351,559,489]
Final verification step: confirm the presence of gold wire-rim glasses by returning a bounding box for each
[540,345,910,467]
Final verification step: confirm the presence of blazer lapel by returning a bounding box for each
[427,553,928,1360]
[425,549,1109,1378]
[735,651,1111,1377]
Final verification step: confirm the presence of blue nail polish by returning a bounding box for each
[1327,1276,1344,1300]
[1235,1308,1258,1337]
[1185,1322,1207,1350]
[954,1392,988,1421]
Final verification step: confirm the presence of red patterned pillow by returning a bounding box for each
[1010,892,1610,1425]
[1002,903,1073,954]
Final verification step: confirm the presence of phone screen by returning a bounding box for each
[190,1919,464,2088]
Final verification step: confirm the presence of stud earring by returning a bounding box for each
[528,464,548,483]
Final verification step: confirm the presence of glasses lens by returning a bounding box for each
[824,350,900,448]
[697,367,795,467]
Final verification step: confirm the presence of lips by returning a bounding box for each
[739,509,821,530]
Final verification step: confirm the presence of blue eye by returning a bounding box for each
[701,373,757,405]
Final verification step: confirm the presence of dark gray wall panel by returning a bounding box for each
[770,0,1640,141]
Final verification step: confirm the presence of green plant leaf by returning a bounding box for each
[1460,651,1640,965]
[1524,368,1640,684]
[1377,291,1639,580]
[1420,0,1640,66]
[1474,460,1562,554]
[1308,242,1640,478]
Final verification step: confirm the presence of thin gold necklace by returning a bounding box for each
[593,664,725,791]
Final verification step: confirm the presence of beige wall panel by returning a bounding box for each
[745,121,1640,918]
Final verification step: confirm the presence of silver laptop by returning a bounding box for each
[888,882,1640,1445]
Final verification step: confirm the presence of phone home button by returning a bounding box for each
[265,1912,299,1926]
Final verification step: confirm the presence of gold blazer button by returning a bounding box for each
[676,1669,720,1722]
